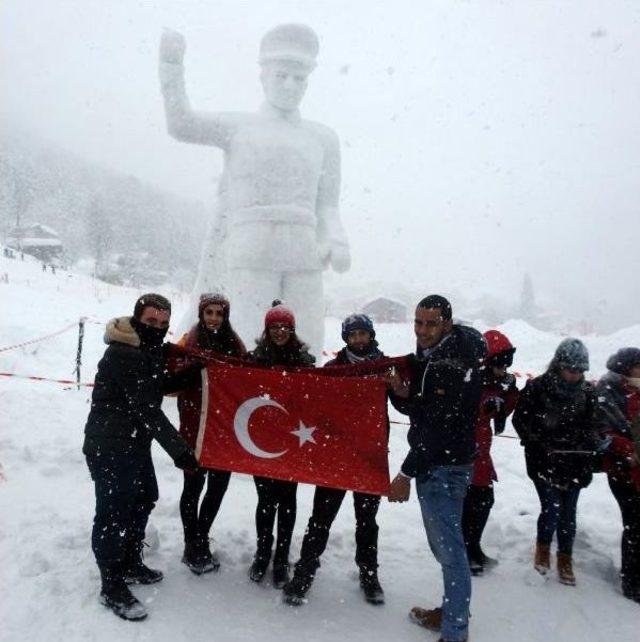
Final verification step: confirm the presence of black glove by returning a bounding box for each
[493,415,506,435]
[174,450,199,472]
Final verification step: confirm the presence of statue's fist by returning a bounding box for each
[160,29,186,64]
[330,242,351,273]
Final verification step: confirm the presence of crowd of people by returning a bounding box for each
[82,292,640,641]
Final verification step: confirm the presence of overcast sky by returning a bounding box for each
[1,0,639,323]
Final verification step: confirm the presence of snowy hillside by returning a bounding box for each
[0,253,638,641]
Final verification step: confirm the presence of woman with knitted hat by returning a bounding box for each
[461,330,519,577]
[177,293,247,575]
[247,301,315,588]
[513,338,601,586]
[596,347,640,603]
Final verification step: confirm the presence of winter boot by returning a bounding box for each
[201,538,221,572]
[468,555,484,577]
[99,565,147,621]
[123,547,163,585]
[249,554,271,583]
[359,566,385,605]
[557,553,576,586]
[409,606,442,631]
[534,543,551,575]
[282,565,315,606]
[182,540,216,575]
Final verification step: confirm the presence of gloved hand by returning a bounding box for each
[484,396,504,415]
[174,450,199,472]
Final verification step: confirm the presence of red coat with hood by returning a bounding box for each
[471,330,519,486]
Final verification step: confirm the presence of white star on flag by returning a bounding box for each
[290,420,316,446]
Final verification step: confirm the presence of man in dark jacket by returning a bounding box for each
[83,293,199,621]
[283,314,386,606]
[387,295,485,642]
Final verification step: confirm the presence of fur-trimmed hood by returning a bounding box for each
[104,317,140,348]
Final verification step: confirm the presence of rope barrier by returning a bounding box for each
[0,322,78,353]
[0,372,94,387]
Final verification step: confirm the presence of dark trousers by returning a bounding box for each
[608,473,640,592]
[86,451,158,569]
[179,468,231,543]
[533,477,580,555]
[253,476,297,565]
[461,484,494,561]
[298,485,380,572]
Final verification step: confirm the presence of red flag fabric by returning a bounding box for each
[195,362,390,495]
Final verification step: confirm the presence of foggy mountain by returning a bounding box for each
[0,122,208,287]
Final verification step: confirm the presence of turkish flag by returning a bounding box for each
[194,362,390,495]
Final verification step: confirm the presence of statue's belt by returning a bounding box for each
[229,206,316,227]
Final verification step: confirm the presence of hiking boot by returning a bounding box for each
[534,543,551,575]
[359,567,385,605]
[99,566,147,621]
[282,567,315,606]
[182,540,216,575]
[557,553,576,586]
[249,555,270,583]
[272,563,291,589]
[409,606,442,631]
[469,556,484,577]
[123,559,164,585]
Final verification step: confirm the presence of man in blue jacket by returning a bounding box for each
[387,295,485,642]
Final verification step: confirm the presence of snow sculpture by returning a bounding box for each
[159,24,350,353]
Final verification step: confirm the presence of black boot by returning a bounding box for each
[272,562,290,589]
[182,540,216,575]
[201,538,221,572]
[359,566,385,605]
[282,564,315,606]
[99,565,147,621]
[123,547,163,585]
[248,554,271,583]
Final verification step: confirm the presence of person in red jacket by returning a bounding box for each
[461,330,519,576]
[597,347,640,603]
[177,293,247,575]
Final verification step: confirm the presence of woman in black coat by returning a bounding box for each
[247,302,315,588]
[513,338,600,586]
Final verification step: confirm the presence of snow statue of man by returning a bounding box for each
[159,24,350,354]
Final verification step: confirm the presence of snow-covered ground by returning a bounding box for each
[1,252,639,641]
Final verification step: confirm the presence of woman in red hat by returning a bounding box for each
[461,330,519,576]
[247,301,315,588]
[177,293,246,575]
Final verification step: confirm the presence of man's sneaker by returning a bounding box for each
[409,606,442,631]
[272,563,291,589]
[359,568,385,605]
[282,570,314,606]
[182,541,216,575]
[248,556,270,583]
[123,560,164,585]
[100,584,148,621]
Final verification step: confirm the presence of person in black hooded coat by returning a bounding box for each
[512,338,601,586]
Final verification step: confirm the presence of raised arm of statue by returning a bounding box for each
[315,128,351,273]
[159,29,239,149]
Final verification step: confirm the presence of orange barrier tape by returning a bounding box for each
[0,323,78,353]
[0,372,94,387]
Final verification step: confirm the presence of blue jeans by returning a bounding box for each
[416,465,472,642]
[533,478,580,555]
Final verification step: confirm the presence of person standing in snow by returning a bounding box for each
[247,301,315,588]
[596,347,640,604]
[83,293,199,621]
[461,330,519,576]
[283,314,386,606]
[159,24,350,357]
[512,338,601,586]
[386,295,485,642]
[176,293,247,575]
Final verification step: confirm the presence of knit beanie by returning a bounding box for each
[552,338,589,372]
[341,313,375,343]
[198,292,230,321]
[606,347,640,376]
[133,293,171,320]
[264,300,295,329]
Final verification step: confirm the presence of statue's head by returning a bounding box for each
[259,24,319,112]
